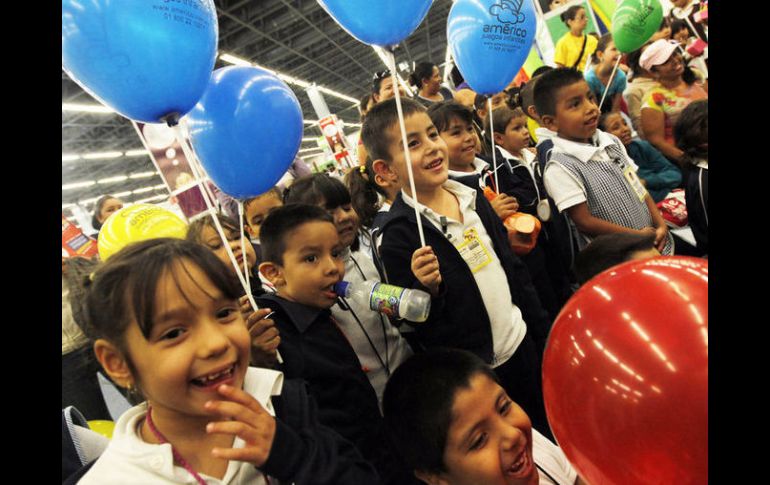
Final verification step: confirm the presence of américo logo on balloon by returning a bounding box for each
[489,0,526,25]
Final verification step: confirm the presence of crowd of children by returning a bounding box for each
[62,3,708,484]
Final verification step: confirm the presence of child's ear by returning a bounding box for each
[259,261,285,288]
[414,470,449,485]
[372,159,395,179]
[93,339,134,390]
[493,131,505,146]
[245,224,257,238]
[540,113,558,132]
[527,105,540,122]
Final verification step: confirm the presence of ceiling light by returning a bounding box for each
[113,191,132,198]
[62,154,79,161]
[97,175,128,184]
[298,147,324,153]
[129,171,158,179]
[132,187,154,194]
[136,194,167,204]
[82,151,123,160]
[153,184,167,190]
[63,181,96,190]
[62,102,115,114]
[124,149,148,157]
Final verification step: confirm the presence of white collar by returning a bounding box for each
[535,127,558,142]
[447,157,489,178]
[497,146,535,165]
[401,179,477,214]
[551,130,616,164]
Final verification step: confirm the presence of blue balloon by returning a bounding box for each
[186,67,304,199]
[62,0,218,123]
[317,0,433,47]
[448,0,536,95]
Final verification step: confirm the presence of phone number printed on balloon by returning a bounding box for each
[153,1,211,30]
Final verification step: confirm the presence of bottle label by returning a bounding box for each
[369,283,405,318]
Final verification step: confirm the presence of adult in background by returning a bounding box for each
[409,61,454,107]
[639,39,707,166]
[89,195,123,237]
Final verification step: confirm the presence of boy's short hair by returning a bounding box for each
[185,212,240,245]
[283,173,351,209]
[427,101,474,133]
[361,97,427,163]
[573,232,657,284]
[533,67,585,118]
[674,99,708,163]
[485,105,526,136]
[259,204,333,265]
[382,348,500,475]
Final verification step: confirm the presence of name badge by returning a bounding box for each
[455,228,493,274]
[623,166,647,201]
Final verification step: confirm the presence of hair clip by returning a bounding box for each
[359,165,367,174]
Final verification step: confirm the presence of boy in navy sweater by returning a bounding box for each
[256,204,415,485]
[362,97,553,440]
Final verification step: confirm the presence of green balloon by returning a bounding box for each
[611,0,664,53]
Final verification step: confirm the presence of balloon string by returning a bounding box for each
[386,49,426,248]
[487,97,499,193]
[169,123,258,313]
[238,201,252,296]
[598,56,621,112]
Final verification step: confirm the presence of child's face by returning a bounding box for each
[264,221,345,309]
[567,8,588,32]
[601,113,632,146]
[123,260,251,420]
[496,115,531,155]
[375,77,407,103]
[319,198,360,249]
[245,193,283,239]
[381,112,449,196]
[200,224,257,273]
[673,28,690,46]
[440,116,477,171]
[542,80,600,144]
[436,373,536,485]
[424,66,442,93]
[98,198,124,223]
[598,40,620,65]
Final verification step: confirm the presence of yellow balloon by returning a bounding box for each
[87,420,115,439]
[97,203,188,261]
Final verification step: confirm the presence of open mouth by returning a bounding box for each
[505,448,533,479]
[191,364,236,389]
[424,157,444,171]
[322,282,338,300]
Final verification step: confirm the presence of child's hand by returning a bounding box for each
[246,308,280,367]
[411,246,442,296]
[239,295,254,319]
[490,193,519,220]
[654,225,669,252]
[205,384,277,467]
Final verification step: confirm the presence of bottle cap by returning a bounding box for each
[333,281,349,296]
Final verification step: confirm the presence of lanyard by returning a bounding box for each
[536,463,564,485]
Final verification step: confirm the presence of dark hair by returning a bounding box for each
[185,212,241,246]
[533,67,586,118]
[670,19,688,36]
[361,97,427,163]
[243,187,284,223]
[344,158,384,229]
[484,105,526,136]
[64,256,100,339]
[383,348,501,474]
[91,195,118,230]
[372,69,391,95]
[84,238,240,370]
[519,67,553,117]
[674,99,708,164]
[626,46,647,78]
[531,66,554,79]
[449,64,465,88]
[427,101,474,133]
[359,93,373,121]
[597,111,625,131]
[573,232,657,284]
[259,204,334,265]
[560,5,583,24]
[590,33,614,64]
[408,62,436,90]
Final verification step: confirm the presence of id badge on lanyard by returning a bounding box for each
[455,227,493,273]
[622,164,648,201]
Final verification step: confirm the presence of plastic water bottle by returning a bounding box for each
[334,279,431,323]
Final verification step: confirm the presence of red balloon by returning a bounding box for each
[543,256,707,485]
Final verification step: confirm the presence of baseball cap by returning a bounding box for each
[639,39,680,71]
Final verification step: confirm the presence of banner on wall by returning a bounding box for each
[133,122,211,221]
[62,215,98,258]
[318,115,355,172]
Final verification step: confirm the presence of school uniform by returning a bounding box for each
[256,293,418,485]
[544,130,675,254]
[377,180,553,439]
[79,368,378,485]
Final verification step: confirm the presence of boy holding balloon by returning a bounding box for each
[362,97,554,441]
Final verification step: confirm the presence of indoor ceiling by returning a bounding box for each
[62,0,455,218]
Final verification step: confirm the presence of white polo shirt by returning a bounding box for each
[543,130,637,212]
[447,157,490,180]
[401,180,526,367]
